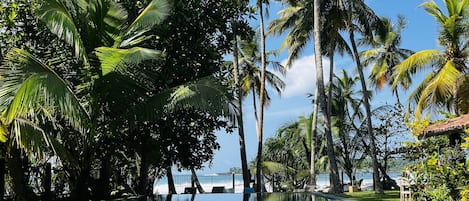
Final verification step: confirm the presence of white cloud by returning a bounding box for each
[277,54,330,98]
[267,105,312,118]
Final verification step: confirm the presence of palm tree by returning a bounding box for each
[335,0,384,193]
[231,28,250,190]
[360,16,414,105]
[228,32,285,191]
[238,36,285,126]
[312,0,344,193]
[229,1,252,189]
[321,1,351,121]
[269,4,319,188]
[393,0,469,118]
[263,114,326,191]
[37,1,170,198]
[331,70,366,184]
[1,0,234,199]
[268,0,342,193]
[255,0,270,192]
[309,87,319,188]
[0,48,89,200]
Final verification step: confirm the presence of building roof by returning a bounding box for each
[420,114,469,138]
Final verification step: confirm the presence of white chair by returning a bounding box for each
[399,177,412,201]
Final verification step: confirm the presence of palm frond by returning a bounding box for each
[95,47,163,75]
[167,77,231,117]
[134,76,234,122]
[93,72,149,116]
[420,1,447,24]
[265,71,285,95]
[0,49,89,130]
[37,0,88,63]
[123,0,170,38]
[392,49,442,88]
[10,118,50,158]
[87,0,127,47]
[414,61,461,118]
[0,115,8,143]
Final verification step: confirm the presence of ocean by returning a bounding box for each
[153,172,402,194]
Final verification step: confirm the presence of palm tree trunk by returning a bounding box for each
[252,88,259,127]
[308,87,319,189]
[232,28,250,190]
[0,157,4,200]
[7,147,38,201]
[313,0,342,194]
[191,168,205,193]
[328,53,334,125]
[256,0,267,193]
[167,167,176,194]
[394,88,402,106]
[95,153,111,199]
[138,141,149,195]
[348,28,384,194]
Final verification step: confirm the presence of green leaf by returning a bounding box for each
[0,48,89,130]
[393,49,442,88]
[95,47,162,75]
[0,121,8,143]
[37,0,88,64]
[133,76,233,122]
[123,0,170,38]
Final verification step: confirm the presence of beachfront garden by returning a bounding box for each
[344,190,400,201]
[0,0,469,200]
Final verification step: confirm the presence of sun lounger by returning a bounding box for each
[211,186,225,193]
[183,187,196,194]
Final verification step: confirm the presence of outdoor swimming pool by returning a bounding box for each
[153,192,338,201]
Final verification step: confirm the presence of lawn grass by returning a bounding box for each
[341,190,400,201]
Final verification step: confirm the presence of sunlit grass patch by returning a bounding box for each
[342,190,400,201]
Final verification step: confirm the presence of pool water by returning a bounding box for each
[154,192,336,201]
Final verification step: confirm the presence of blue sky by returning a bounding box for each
[194,0,442,174]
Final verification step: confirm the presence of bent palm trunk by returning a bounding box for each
[191,168,205,193]
[348,29,384,194]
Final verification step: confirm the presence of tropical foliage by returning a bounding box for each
[393,0,469,118]
[0,0,244,199]
[1,0,469,199]
[360,16,414,104]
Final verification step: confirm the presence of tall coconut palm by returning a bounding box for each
[360,16,414,105]
[336,0,384,193]
[309,87,319,188]
[228,33,285,191]
[320,2,352,150]
[238,36,285,125]
[256,0,270,192]
[229,0,252,189]
[331,70,366,184]
[268,0,342,193]
[393,0,469,118]
[312,0,343,192]
[231,29,250,190]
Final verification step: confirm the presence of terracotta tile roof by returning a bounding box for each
[421,114,469,137]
